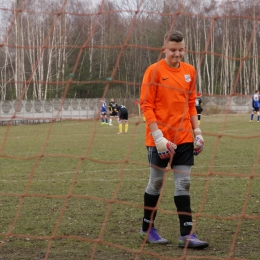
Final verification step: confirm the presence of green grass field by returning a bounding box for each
[0,114,260,260]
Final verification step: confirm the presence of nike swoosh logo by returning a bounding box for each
[162,78,168,80]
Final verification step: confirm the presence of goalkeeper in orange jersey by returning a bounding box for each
[139,30,208,249]
[116,105,128,134]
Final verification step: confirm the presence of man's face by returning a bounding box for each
[162,40,185,68]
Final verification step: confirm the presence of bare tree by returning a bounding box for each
[1,0,260,100]
[14,0,25,100]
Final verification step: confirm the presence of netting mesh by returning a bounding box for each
[0,0,260,260]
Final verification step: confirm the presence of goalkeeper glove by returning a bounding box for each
[193,128,204,156]
[152,129,177,159]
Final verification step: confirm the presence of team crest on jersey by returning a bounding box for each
[184,74,191,82]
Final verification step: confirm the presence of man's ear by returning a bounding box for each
[162,45,165,53]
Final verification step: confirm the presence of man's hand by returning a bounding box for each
[193,128,204,156]
[152,130,177,159]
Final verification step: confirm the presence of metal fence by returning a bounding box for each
[202,95,251,113]
[0,99,99,125]
[0,96,252,125]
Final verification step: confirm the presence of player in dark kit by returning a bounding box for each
[108,98,118,126]
[116,105,128,134]
[195,92,203,125]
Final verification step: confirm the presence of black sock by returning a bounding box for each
[142,192,160,231]
[174,195,193,236]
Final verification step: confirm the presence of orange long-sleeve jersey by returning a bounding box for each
[140,59,197,146]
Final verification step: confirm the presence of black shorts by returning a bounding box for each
[253,107,260,112]
[196,106,203,114]
[147,143,194,168]
[119,108,128,120]
[110,111,118,117]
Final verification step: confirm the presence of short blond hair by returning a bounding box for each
[164,30,183,44]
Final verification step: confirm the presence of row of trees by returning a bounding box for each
[0,0,259,101]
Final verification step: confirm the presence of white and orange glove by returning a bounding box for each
[152,130,177,159]
[193,128,204,156]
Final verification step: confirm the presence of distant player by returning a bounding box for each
[100,99,108,125]
[195,92,203,125]
[108,98,118,126]
[116,105,128,134]
[249,90,260,122]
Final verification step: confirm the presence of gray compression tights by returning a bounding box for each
[145,165,191,196]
